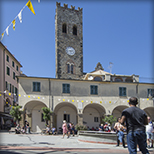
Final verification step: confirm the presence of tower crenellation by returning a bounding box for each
[56,2,82,12]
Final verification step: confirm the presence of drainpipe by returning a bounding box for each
[3,48,6,112]
[49,79,54,127]
[52,95,53,111]
[48,79,51,109]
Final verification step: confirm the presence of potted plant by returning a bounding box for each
[41,107,52,125]
[10,105,22,125]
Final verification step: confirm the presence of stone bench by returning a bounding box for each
[78,131,127,144]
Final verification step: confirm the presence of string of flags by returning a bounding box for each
[1,0,36,41]
[57,98,151,104]
[0,91,151,105]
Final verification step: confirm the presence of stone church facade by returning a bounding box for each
[18,2,154,132]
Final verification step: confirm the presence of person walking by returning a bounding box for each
[67,122,72,138]
[120,97,149,154]
[71,122,75,136]
[62,120,68,138]
[146,116,153,148]
[114,117,126,148]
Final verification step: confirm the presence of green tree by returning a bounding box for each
[10,105,22,124]
[75,124,87,131]
[102,115,117,126]
[41,107,52,125]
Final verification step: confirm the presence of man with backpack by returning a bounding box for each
[67,122,72,138]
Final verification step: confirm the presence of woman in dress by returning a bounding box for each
[62,120,68,138]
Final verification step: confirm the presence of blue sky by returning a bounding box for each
[0,0,153,83]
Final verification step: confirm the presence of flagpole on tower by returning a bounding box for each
[109,62,113,74]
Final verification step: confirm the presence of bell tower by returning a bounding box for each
[55,2,83,79]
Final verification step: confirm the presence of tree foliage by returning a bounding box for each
[10,105,22,124]
[41,107,52,125]
[102,115,117,126]
[75,124,87,131]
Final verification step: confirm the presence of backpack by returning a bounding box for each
[67,123,70,129]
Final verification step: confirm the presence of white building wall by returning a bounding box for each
[83,107,100,128]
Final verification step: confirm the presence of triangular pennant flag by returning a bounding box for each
[26,0,36,15]
[12,19,16,30]
[18,10,23,23]
[6,26,9,36]
[1,33,4,40]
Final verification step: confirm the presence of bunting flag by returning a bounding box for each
[12,20,16,30]
[1,0,36,41]
[6,26,9,36]
[1,33,4,41]
[18,10,23,23]
[26,0,36,15]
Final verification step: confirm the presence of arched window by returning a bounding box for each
[62,23,67,33]
[71,65,73,74]
[115,78,123,82]
[125,78,133,83]
[67,63,74,74]
[94,76,102,81]
[73,25,77,35]
[67,64,70,73]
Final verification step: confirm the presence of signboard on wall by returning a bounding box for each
[78,102,83,109]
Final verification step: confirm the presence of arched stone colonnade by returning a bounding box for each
[20,99,154,133]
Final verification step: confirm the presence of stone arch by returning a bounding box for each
[54,102,78,131]
[125,78,133,83]
[112,105,128,119]
[66,60,75,74]
[94,76,102,81]
[24,100,47,132]
[115,77,123,82]
[83,103,106,129]
[143,107,154,121]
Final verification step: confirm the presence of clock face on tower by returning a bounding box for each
[66,47,75,56]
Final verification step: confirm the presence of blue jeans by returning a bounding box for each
[127,130,149,154]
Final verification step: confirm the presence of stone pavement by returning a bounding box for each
[0,132,154,153]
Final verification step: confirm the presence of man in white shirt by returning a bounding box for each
[146,116,153,148]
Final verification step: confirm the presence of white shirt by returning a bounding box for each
[146,122,153,133]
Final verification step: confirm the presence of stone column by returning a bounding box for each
[19,112,24,127]
[49,113,53,128]
[77,114,83,125]
[26,114,32,128]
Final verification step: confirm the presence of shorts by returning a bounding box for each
[146,132,153,140]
